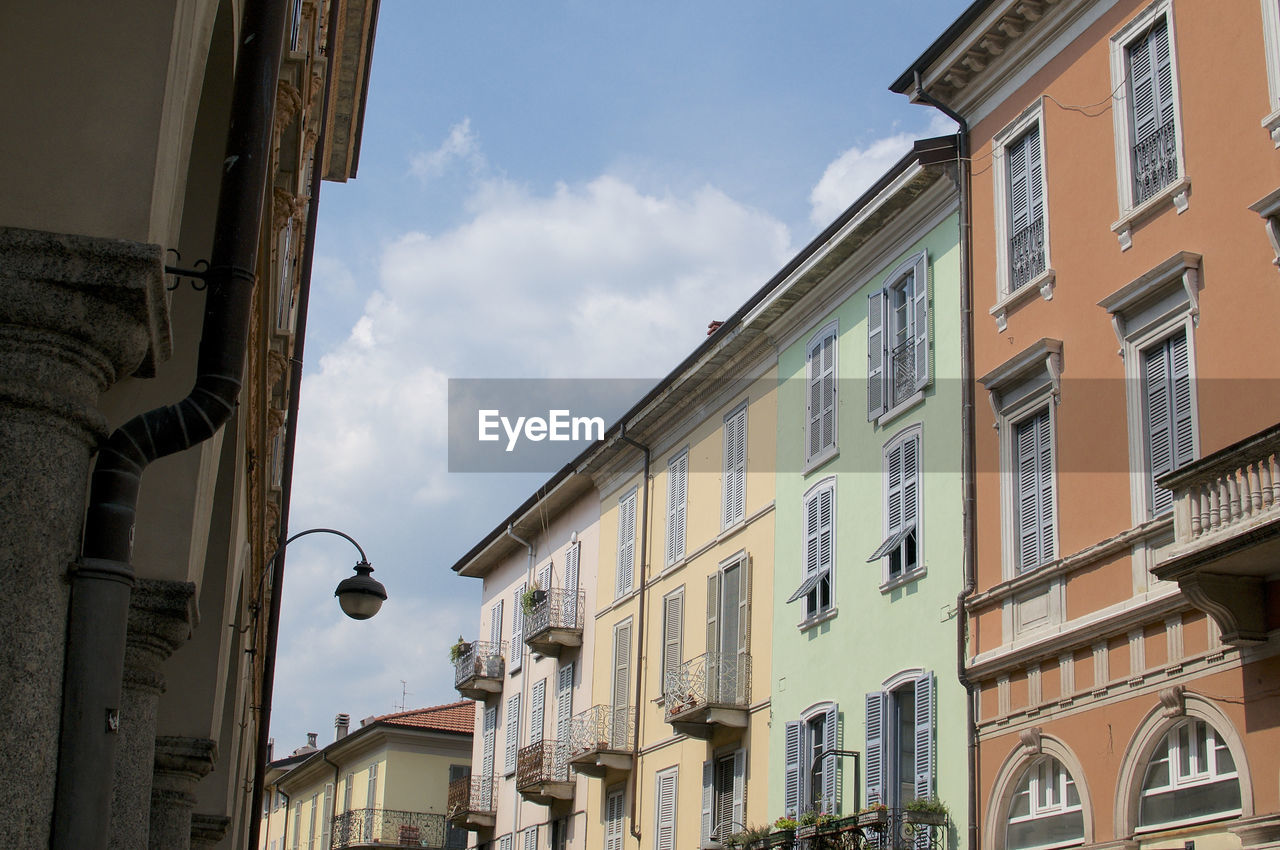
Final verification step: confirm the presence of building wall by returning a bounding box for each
[767,203,966,832]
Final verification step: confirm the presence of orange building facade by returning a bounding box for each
[896,1,1280,848]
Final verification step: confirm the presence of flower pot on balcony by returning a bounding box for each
[904,810,946,826]
[856,808,889,827]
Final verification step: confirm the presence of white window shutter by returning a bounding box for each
[667,452,688,565]
[563,542,579,626]
[1027,127,1045,228]
[511,583,525,664]
[818,488,834,579]
[490,599,503,647]
[1009,131,1030,233]
[1146,337,1175,514]
[731,749,746,837]
[912,263,929,392]
[605,788,625,850]
[617,491,636,596]
[556,661,574,741]
[723,406,747,527]
[914,673,935,803]
[784,721,801,816]
[821,334,836,452]
[867,289,887,420]
[523,827,537,850]
[864,691,887,806]
[705,571,721,656]
[886,440,904,534]
[504,694,520,775]
[1016,415,1043,570]
[902,434,920,533]
[662,590,683,696]
[530,679,545,745]
[822,703,839,814]
[738,556,752,659]
[612,620,631,711]
[700,760,714,844]
[807,332,837,459]
[1130,23,1158,141]
[482,704,497,782]
[1170,332,1194,468]
[655,769,678,850]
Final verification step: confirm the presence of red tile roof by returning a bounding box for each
[374,700,474,735]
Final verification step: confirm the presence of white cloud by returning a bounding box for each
[808,114,959,226]
[409,118,487,183]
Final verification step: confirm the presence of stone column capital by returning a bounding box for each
[124,580,197,695]
[189,814,231,849]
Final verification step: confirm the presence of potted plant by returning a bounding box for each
[794,811,835,839]
[903,796,949,826]
[856,803,889,827]
[773,816,798,844]
[521,583,545,615]
[448,636,470,663]
[726,824,772,849]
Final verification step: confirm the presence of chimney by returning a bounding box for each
[306,732,318,749]
[707,320,724,336]
[335,713,350,740]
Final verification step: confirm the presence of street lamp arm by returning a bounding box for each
[271,527,369,566]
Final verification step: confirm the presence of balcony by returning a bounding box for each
[524,589,585,657]
[1009,217,1045,292]
[453,640,505,701]
[1153,424,1280,644]
[446,773,495,831]
[567,704,634,778]
[663,651,751,739]
[515,740,574,805]
[1132,118,1179,207]
[890,340,915,410]
[331,808,452,849]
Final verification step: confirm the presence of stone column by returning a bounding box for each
[0,226,168,847]
[110,580,196,849]
[150,737,217,850]
[189,814,231,850]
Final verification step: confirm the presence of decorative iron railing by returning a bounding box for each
[1008,217,1045,291]
[890,341,916,409]
[525,589,585,639]
[330,807,448,848]
[663,651,751,721]
[447,772,494,817]
[516,740,571,789]
[568,704,635,755]
[452,640,505,688]
[726,810,945,849]
[1132,118,1178,206]
[1160,424,1280,545]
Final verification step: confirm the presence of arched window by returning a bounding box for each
[1005,756,1083,850]
[1138,718,1240,830]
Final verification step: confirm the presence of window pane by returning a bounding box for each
[1007,811,1084,850]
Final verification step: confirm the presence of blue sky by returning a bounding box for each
[271,0,969,754]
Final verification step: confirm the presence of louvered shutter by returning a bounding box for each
[886,441,904,535]
[1146,336,1175,515]
[656,769,678,850]
[914,673,935,802]
[1016,414,1043,570]
[706,572,721,657]
[667,452,688,565]
[490,599,503,647]
[822,703,839,814]
[538,562,552,592]
[612,621,631,748]
[321,783,332,846]
[563,543,579,627]
[739,557,751,661]
[511,583,525,664]
[605,789,625,850]
[807,332,837,459]
[723,407,747,527]
[482,705,497,792]
[1130,22,1158,142]
[556,662,574,741]
[1027,128,1044,228]
[867,289,887,420]
[530,679,546,744]
[912,265,929,392]
[662,590,683,697]
[805,490,821,577]
[523,826,537,850]
[818,488,833,584]
[1170,332,1194,468]
[617,491,636,596]
[731,749,747,837]
[504,694,520,774]
[784,721,802,816]
[701,760,714,844]
[865,692,887,806]
[902,435,920,538]
[1009,131,1030,236]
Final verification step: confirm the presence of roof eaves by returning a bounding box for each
[889,0,999,94]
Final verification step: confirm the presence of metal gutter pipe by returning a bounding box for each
[51,0,288,844]
[913,70,978,850]
[618,426,650,842]
[322,750,342,838]
[504,522,534,838]
[246,0,344,839]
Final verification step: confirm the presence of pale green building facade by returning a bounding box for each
[766,139,968,844]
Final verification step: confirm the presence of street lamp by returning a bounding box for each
[268,527,387,619]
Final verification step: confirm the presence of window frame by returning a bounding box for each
[805,320,840,470]
[867,251,930,424]
[1008,403,1058,576]
[1108,0,1190,249]
[722,402,748,530]
[1136,719,1242,833]
[666,448,689,566]
[654,765,679,850]
[865,670,934,810]
[784,701,840,817]
[789,477,836,627]
[660,586,684,699]
[616,486,638,599]
[1261,0,1280,144]
[604,784,626,850]
[702,748,746,847]
[1005,756,1085,850]
[869,425,924,590]
[990,100,1054,331]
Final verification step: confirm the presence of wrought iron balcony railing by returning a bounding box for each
[568,704,635,756]
[452,640,505,697]
[751,809,944,850]
[664,651,751,723]
[330,807,448,849]
[447,772,495,819]
[1009,217,1045,291]
[889,340,916,409]
[524,589,585,656]
[1132,118,1178,207]
[516,740,572,789]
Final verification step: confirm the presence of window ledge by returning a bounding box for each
[1111,176,1192,250]
[803,446,839,476]
[875,390,925,428]
[990,269,1056,332]
[880,566,926,594]
[798,607,839,632]
[1264,106,1280,148]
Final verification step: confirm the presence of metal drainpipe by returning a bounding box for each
[51,0,288,845]
[913,70,978,850]
[322,750,341,838]
[618,426,650,843]
[504,522,535,839]
[247,0,345,840]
